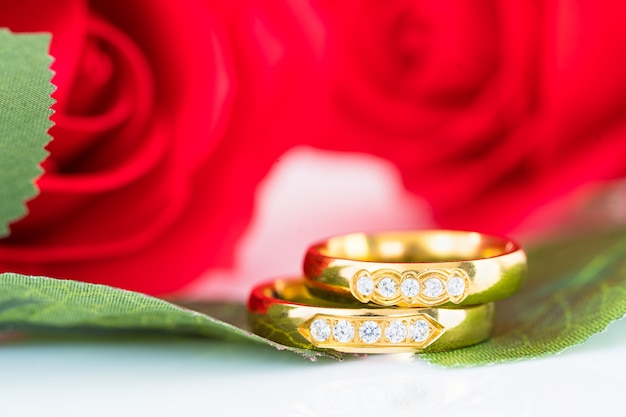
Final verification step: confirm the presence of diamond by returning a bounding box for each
[359,321,382,344]
[447,275,466,297]
[409,319,431,342]
[423,278,444,298]
[385,320,407,343]
[309,319,331,342]
[333,320,355,343]
[400,277,420,298]
[356,275,374,296]
[376,277,397,298]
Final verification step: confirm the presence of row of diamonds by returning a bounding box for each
[307,316,437,346]
[353,268,469,305]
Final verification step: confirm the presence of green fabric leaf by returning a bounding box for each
[0,273,330,360]
[0,29,55,237]
[422,227,626,366]
[1,227,624,366]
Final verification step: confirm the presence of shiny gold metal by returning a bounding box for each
[247,278,495,354]
[303,230,526,307]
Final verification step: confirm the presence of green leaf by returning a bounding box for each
[0,273,331,360]
[1,227,624,366]
[0,29,55,237]
[422,227,626,366]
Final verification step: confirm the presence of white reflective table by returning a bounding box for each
[1,317,624,417]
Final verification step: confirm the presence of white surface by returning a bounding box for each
[1,318,625,416]
[2,147,625,416]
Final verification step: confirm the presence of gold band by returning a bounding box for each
[247,278,495,354]
[303,230,526,307]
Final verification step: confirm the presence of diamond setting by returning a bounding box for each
[301,314,443,350]
[423,278,444,298]
[359,321,382,344]
[351,268,469,306]
[376,277,397,298]
[447,275,466,297]
[333,320,355,343]
[409,319,431,342]
[385,320,407,343]
[310,319,331,342]
[400,277,420,298]
[356,275,375,296]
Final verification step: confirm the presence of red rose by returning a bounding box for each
[312,1,626,232]
[0,0,324,294]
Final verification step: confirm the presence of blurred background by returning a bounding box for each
[1,0,625,298]
[185,145,626,299]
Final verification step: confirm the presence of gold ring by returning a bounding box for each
[247,278,495,354]
[303,230,526,307]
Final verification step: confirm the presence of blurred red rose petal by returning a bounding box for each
[313,0,626,234]
[0,0,324,295]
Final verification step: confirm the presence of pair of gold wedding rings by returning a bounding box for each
[247,230,527,354]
